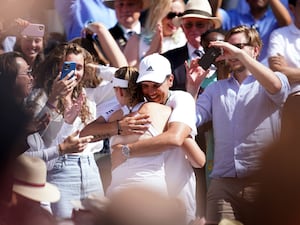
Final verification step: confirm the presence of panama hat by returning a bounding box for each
[103,0,151,11]
[13,155,60,203]
[173,0,221,28]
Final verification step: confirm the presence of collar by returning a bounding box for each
[119,21,141,36]
[187,43,204,59]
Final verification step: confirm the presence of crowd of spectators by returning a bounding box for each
[0,0,299,225]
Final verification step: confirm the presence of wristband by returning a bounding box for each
[46,101,56,110]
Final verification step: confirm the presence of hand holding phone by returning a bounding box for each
[60,62,76,80]
[198,47,222,70]
[21,23,45,38]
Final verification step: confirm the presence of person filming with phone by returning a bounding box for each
[186,25,290,224]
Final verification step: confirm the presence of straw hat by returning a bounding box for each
[173,0,221,28]
[13,155,60,203]
[103,0,151,11]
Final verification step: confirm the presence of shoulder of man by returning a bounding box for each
[109,24,126,41]
[162,45,188,60]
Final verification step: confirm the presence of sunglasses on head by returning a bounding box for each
[166,12,183,20]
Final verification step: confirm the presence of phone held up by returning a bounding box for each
[21,23,45,38]
[60,62,76,80]
[198,47,222,70]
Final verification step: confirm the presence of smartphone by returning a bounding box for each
[21,23,45,38]
[60,62,76,80]
[198,47,222,70]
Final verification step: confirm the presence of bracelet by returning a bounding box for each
[117,120,122,135]
[46,100,56,110]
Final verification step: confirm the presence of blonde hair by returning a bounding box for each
[114,67,144,107]
[144,0,172,35]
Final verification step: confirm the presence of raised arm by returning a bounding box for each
[269,0,292,27]
[211,40,282,94]
[85,22,128,67]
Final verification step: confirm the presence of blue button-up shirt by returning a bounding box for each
[54,0,117,41]
[196,72,290,178]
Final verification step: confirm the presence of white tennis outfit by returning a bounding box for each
[163,90,197,222]
[106,102,167,196]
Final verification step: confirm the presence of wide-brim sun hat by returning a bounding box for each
[173,0,221,28]
[103,0,151,11]
[13,155,60,203]
[137,53,172,84]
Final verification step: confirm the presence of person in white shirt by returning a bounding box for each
[268,0,300,95]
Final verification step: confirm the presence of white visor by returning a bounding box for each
[111,77,128,88]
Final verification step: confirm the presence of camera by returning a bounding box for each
[198,47,222,70]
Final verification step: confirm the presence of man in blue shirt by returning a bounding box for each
[217,0,291,63]
[54,0,117,41]
[186,25,290,224]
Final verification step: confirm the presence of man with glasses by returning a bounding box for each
[162,0,221,91]
[186,25,290,224]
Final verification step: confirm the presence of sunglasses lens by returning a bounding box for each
[166,12,183,20]
[234,44,243,49]
[184,23,193,29]
[167,12,176,19]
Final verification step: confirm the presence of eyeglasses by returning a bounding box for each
[166,12,183,20]
[182,21,207,30]
[232,43,252,49]
[18,69,32,77]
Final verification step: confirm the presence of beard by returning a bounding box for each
[229,62,246,74]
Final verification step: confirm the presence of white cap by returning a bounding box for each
[137,53,172,84]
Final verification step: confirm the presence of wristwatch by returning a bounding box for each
[121,144,131,159]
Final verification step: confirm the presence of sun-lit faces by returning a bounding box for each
[114,0,143,29]
[15,57,33,99]
[140,76,173,104]
[64,53,84,83]
[226,32,256,73]
[162,1,185,37]
[181,17,212,49]
[20,36,43,62]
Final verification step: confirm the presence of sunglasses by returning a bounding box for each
[232,43,252,49]
[183,21,207,30]
[166,12,183,20]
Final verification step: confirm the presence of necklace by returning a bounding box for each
[164,91,171,105]
[126,105,133,113]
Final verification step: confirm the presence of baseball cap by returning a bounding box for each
[137,53,172,84]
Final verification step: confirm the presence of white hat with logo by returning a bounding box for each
[137,53,172,84]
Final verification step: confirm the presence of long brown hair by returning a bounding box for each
[34,42,93,124]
